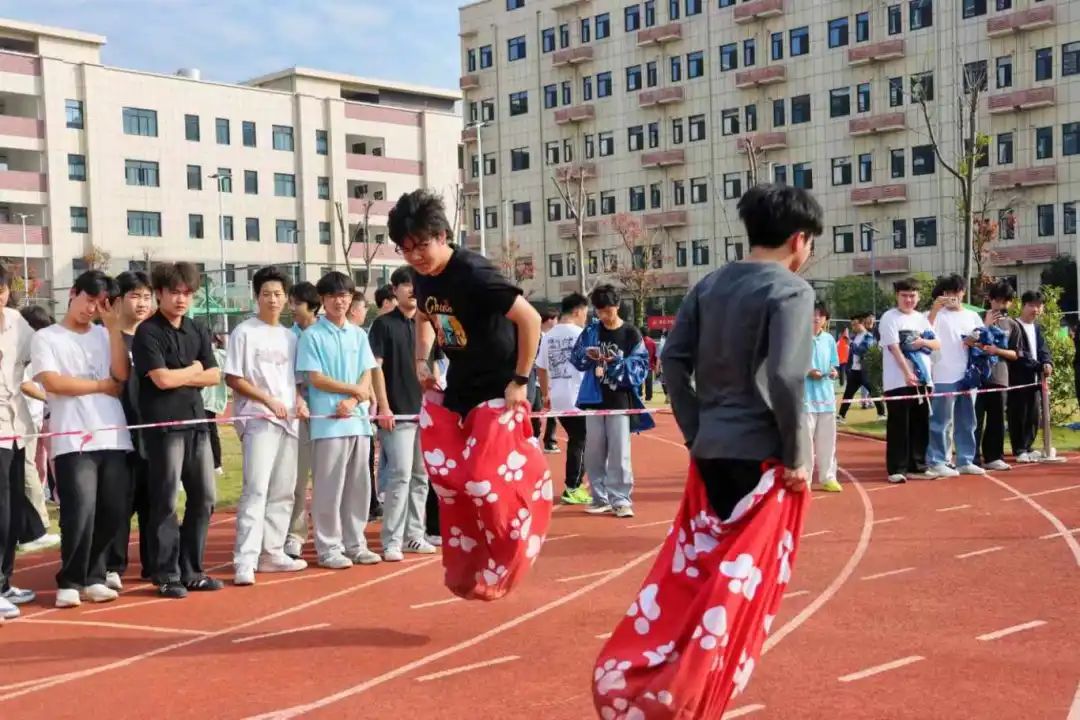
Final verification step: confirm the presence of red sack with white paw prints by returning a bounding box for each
[419,397,554,601]
[592,463,809,719]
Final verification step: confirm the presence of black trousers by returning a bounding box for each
[644,372,655,402]
[369,439,382,515]
[837,363,848,388]
[54,450,129,590]
[1007,385,1041,456]
[206,411,223,469]
[543,418,557,447]
[838,368,886,418]
[145,430,216,585]
[974,384,1007,465]
[693,457,764,521]
[884,386,929,475]
[106,452,152,578]
[0,447,25,593]
[15,483,47,544]
[559,416,587,491]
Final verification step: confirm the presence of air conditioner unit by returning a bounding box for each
[372,147,383,156]
[373,191,384,200]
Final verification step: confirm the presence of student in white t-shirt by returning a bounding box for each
[32,271,133,608]
[925,274,985,478]
[877,277,940,484]
[225,266,310,586]
[535,292,591,506]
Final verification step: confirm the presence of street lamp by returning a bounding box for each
[465,120,490,256]
[208,171,230,331]
[14,212,31,305]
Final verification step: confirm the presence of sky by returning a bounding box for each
[0,0,461,90]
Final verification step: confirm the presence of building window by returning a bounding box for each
[125,159,160,187]
[793,162,813,189]
[582,76,593,101]
[998,209,1015,239]
[909,0,933,30]
[691,239,710,266]
[483,152,496,175]
[646,61,658,87]
[911,72,934,101]
[1064,202,1077,235]
[690,177,707,204]
[584,134,595,159]
[127,210,162,237]
[122,107,158,137]
[274,173,297,197]
[686,0,702,15]
[859,153,873,183]
[892,219,907,249]
[545,141,560,165]
[673,179,686,205]
[670,56,682,82]
[66,100,84,129]
[855,12,870,41]
[913,216,937,247]
[773,99,785,127]
[889,77,904,107]
[725,238,744,263]
[479,45,493,68]
[1064,122,1079,157]
[888,4,902,34]
[963,60,988,93]
[187,165,202,190]
[216,118,230,145]
[720,43,737,71]
[559,24,570,48]
[831,156,853,186]
[672,118,684,144]
[507,35,526,61]
[238,120,254,148]
[745,104,758,131]
[467,48,477,72]
[1035,47,1052,82]
[547,199,562,222]
[860,224,874,252]
[743,39,756,67]
[70,206,88,233]
[509,91,529,116]
[1035,126,1053,159]
[829,88,851,118]
[223,216,235,242]
[562,138,574,162]
[828,17,849,48]
[513,201,532,225]
[245,217,260,242]
[595,12,611,39]
[314,129,328,156]
[626,65,643,91]
[629,185,646,211]
[912,145,936,175]
[996,56,1013,89]
[317,176,330,199]
[507,0,524,8]
[549,253,564,278]
[544,84,558,109]
[67,154,86,181]
[189,214,205,240]
[857,82,871,113]
[215,168,232,192]
[668,0,680,21]
[962,0,986,18]
[276,219,298,244]
[650,182,662,208]
[562,81,572,105]
[675,241,687,267]
[581,17,592,43]
[1064,41,1080,77]
[721,108,740,136]
[723,172,742,199]
[833,225,855,254]
[644,0,656,26]
[628,125,645,151]
[771,32,784,61]
[625,5,641,31]
[244,170,258,195]
[791,95,811,124]
[688,114,705,142]
[272,125,294,151]
[773,165,787,184]
[542,27,556,53]
[599,191,615,215]
[599,131,614,156]
[789,26,809,57]
[597,72,613,97]
[510,147,530,170]
[891,148,906,178]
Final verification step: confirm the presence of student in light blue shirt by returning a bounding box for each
[284,281,320,559]
[805,302,842,492]
[296,272,380,569]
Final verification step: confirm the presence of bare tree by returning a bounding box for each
[447,183,465,241]
[82,244,112,271]
[610,212,665,327]
[741,136,766,186]
[494,237,535,296]
[551,167,589,296]
[915,61,992,294]
[334,197,381,290]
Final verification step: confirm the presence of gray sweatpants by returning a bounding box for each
[234,422,298,569]
[286,419,312,547]
[585,415,633,509]
[807,412,838,485]
[378,423,428,552]
[311,435,372,561]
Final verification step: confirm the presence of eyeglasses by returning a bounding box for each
[394,238,433,256]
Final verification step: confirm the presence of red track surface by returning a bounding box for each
[1,417,1078,720]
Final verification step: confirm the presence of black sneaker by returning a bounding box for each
[186,576,225,592]
[159,581,188,599]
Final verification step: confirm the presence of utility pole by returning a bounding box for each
[14,212,30,305]
[208,171,230,331]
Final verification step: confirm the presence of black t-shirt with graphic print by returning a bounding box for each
[580,323,642,411]
[414,247,522,415]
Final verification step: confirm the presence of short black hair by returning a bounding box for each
[560,292,589,316]
[736,183,824,249]
[590,284,620,309]
[852,311,873,322]
[387,190,452,246]
[1021,290,1045,306]
[0,266,10,289]
[931,273,965,299]
[390,265,415,288]
[152,262,200,293]
[374,284,394,308]
[252,265,290,296]
[315,271,355,296]
[72,270,118,299]
[540,307,559,323]
[351,290,368,307]
[116,271,151,296]
[893,277,919,293]
[288,281,321,313]
[20,304,54,331]
[986,280,1016,303]
[814,301,830,319]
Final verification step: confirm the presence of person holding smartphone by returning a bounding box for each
[973,281,1020,470]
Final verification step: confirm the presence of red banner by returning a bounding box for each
[647,316,676,332]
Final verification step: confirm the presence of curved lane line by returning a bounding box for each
[984,474,1080,569]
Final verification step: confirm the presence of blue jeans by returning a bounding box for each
[926,382,977,468]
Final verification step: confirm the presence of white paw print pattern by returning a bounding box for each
[431,482,457,505]
[671,524,720,579]
[777,529,795,585]
[446,527,477,553]
[598,699,645,720]
[724,472,774,525]
[418,407,434,429]
[497,450,527,482]
[509,508,532,540]
[626,583,661,636]
[594,658,631,696]
[477,559,507,586]
[496,405,527,431]
[642,640,679,668]
[423,449,457,477]
[462,436,478,460]
[532,472,553,502]
[525,533,544,558]
[638,690,674,709]
[721,553,763,601]
[691,605,729,651]
[730,651,756,699]
[464,480,498,506]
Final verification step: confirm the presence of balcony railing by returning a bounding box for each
[847,39,905,66]
[346,153,423,175]
[462,181,480,196]
[853,256,909,274]
[987,5,1054,37]
[0,52,40,76]
[987,87,1056,115]
[990,243,1058,266]
[552,46,594,68]
[848,112,906,136]
[554,105,596,125]
[554,163,597,181]
[736,132,787,152]
[0,223,49,244]
[733,0,784,24]
[639,86,684,108]
[0,170,48,193]
[637,22,682,46]
[641,149,685,168]
[643,210,688,229]
[558,221,600,239]
[459,74,480,90]
[734,65,786,89]
[850,184,908,206]
[0,115,44,138]
[989,166,1057,190]
[552,0,590,9]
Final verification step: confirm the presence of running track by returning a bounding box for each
[1,416,1077,719]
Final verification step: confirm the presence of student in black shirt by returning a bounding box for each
[132,263,224,599]
[386,190,541,417]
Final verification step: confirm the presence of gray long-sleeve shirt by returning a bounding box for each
[660,261,814,468]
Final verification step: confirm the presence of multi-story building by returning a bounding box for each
[0,17,461,311]
[458,0,1078,311]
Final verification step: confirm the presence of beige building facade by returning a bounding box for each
[458,0,1078,309]
[0,17,461,310]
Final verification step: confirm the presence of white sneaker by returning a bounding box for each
[0,596,21,619]
[957,464,986,475]
[586,504,614,515]
[405,539,438,555]
[983,459,1011,471]
[424,534,443,547]
[258,555,308,573]
[318,554,353,570]
[351,549,382,566]
[82,584,118,604]
[924,464,960,479]
[887,474,908,484]
[234,567,256,586]
[2,586,35,605]
[19,533,60,552]
[383,548,405,563]
[55,588,81,609]
[1027,450,1044,462]
[215,466,225,476]
[614,505,635,518]
[105,572,123,591]
[283,538,303,559]
[1016,452,1040,463]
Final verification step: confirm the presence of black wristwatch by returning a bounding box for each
[511,374,529,386]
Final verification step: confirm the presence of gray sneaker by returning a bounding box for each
[2,586,36,605]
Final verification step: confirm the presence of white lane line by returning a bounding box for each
[626,519,671,529]
[783,590,810,599]
[986,474,1080,569]
[801,530,833,538]
[1067,679,1080,720]
[722,705,766,719]
[955,546,1004,559]
[83,598,173,615]
[595,631,612,640]
[557,568,625,583]
[1040,528,1080,540]
[839,656,925,683]
[872,516,904,525]
[1003,484,1080,502]
[936,504,971,513]
[861,567,916,581]
[865,484,903,493]
[21,618,209,637]
[410,598,463,610]
[232,623,330,645]
[415,655,520,683]
[976,620,1047,642]
[545,533,581,543]
[258,571,336,587]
